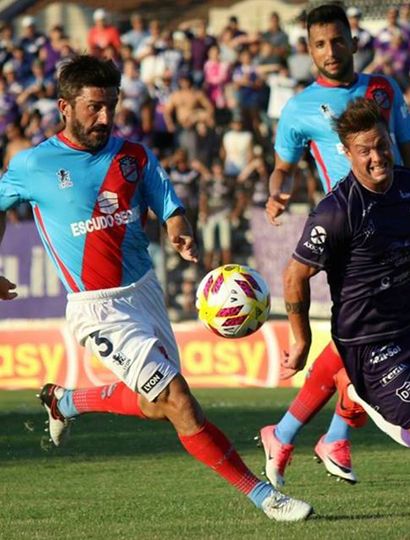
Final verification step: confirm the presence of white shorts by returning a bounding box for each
[66,270,180,401]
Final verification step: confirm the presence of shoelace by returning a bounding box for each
[268,491,291,508]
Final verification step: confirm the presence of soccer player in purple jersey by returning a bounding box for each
[0,55,312,522]
[259,3,410,488]
[284,97,410,447]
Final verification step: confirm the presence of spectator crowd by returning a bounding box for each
[1,4,410,319]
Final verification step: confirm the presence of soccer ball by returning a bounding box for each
[196,264,270,338]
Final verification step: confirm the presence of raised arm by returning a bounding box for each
[281,258,319,378]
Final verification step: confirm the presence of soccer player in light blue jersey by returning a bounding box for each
[259,4,410,488]
[0,55,312,522]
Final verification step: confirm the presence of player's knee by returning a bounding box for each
[156,374,204,431]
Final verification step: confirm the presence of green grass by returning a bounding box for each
[0,388,408,540]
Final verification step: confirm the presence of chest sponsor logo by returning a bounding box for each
[119,155,140,183]
[380,363,407,387]
[141,370,164,393]
[98,191,119,214]
[396,380,410,402]
[369,343,401,365]
[57,169,73,189]
[70,208,140,236]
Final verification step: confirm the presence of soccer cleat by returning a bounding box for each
[261,488,313,522]
[38,383,72,447]
[334,368,367,428]
[256,425,294,488]
[314,435,357,484]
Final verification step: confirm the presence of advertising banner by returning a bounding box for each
[0,319,331,390]
[0,222,66,318]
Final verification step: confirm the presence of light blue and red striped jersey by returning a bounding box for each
[0,134,183,292]
[275,73,410,193]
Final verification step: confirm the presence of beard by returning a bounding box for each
[319,57,354,82]
[70,117,110,151]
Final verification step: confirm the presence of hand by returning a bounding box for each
[169,234,198,263]
[265,193,291,226]
[0,276,17,300]
[280,342,309,380]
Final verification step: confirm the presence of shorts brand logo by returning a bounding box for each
[142,370,164,393]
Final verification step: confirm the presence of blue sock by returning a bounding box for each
[324,413,350,443]
[275,412,303,444]
[57,390,79,419]
[248,481,274,508]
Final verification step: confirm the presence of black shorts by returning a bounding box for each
[336,335,410,429]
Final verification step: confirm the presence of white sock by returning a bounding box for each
[347,385,410,447]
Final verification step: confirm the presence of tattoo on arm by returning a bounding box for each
[285,301,307,314]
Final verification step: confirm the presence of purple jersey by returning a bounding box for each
[293,167,410,345]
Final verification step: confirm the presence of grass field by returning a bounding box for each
[0,388,409,540]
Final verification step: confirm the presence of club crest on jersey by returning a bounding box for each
[371,89,391,110]
[119,155,140,183]
[56,169,73,189]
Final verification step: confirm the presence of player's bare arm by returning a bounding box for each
[166,211,198,263]
[266,154,297,226]
[281,259,319,378]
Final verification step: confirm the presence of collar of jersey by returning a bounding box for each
[316,73,358,88]
[56,131,95,152]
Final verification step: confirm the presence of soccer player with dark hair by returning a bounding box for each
[260,3,410,487]
[0,54,312,522]
[284,97,410,447]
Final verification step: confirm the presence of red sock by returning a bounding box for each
[72,382,146,418]
[179,420,260,495]
[288,342,344,423]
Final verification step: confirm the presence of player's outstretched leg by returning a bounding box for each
[258,342,361,486]
[142,373,313,522]
[39,376,313,521]
[38,381,146,446]
[347,384,410,448]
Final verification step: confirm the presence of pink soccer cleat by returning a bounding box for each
[314,435,357,483]
[256,425,295,488]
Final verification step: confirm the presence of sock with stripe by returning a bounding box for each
[58,382,146,419]
[288,342,343,423]
[274,342,344,444]
[179,420,272,507]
